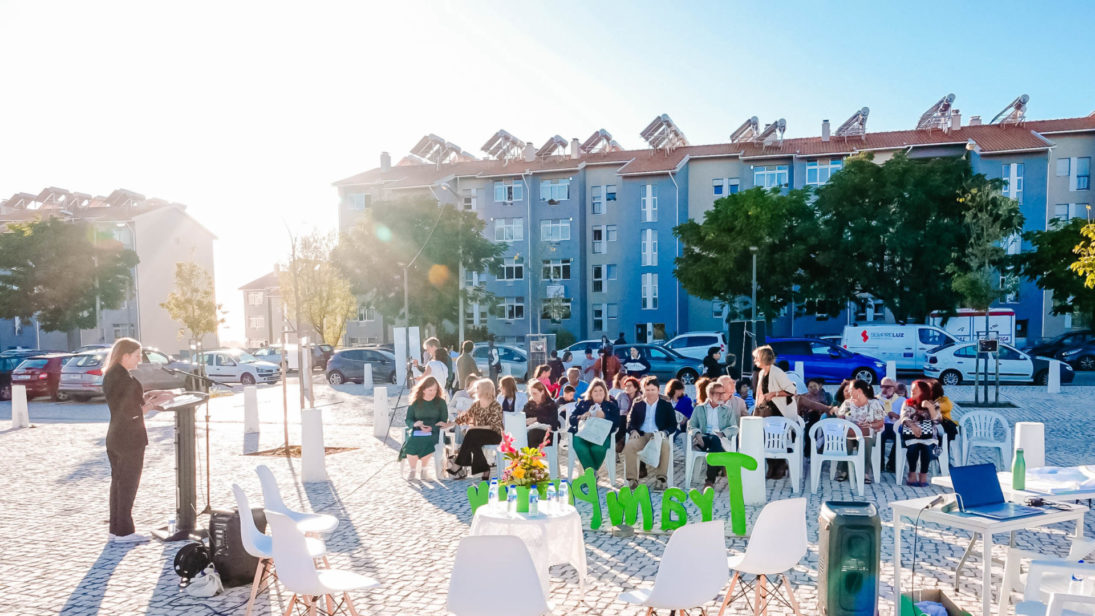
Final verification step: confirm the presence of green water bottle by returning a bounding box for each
[1013,448,1026,491]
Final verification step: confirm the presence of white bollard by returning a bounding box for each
[738,416,767,506]
[362,363,374,395]
[301,408,328,482]
[243,385,259,434]
[1047,360,1061,394]
[373,386,389,438]
[10,385,28,429]
[1014,422,1046,468]
[886,361,897,382]
[793,362,804,378]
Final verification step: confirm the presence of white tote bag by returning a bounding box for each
[576,416,613,445]
[639,431,664,467]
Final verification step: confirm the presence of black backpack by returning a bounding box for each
[173,542,211,585]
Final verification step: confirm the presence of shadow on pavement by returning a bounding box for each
[59,542,139,614]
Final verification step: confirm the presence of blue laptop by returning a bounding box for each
[950,464,1044,521]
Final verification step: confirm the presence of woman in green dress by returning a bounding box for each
[401,375,448,481]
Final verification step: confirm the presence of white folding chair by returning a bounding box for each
[622,429,678,488]
[894,429,951,485]
[718,498,808,616]
[1015,560,1095,616]
[685,426,739,489]
[869,429,883,484]
[619,521,729,615]
[567,429,618,485]
[266,511,379,616]
[447,535,549,616]
[255,465,339,534]
[960,410,1013,469]
[1003,538,1095,615]
[762,417,803,494]
[400,426,446,481]
[809,419,866,497]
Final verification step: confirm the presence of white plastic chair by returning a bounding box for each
[1003,538,1095,615]
[255,465,339,534]
[400,426,446,481]
[447,535,549,616]
[718,498,808,616]
[960,410,1013,469]
[232,484,328,616]
[809,419,866,497]
[1015,560,1095,616]
[622,429,678,488]
[762,417,803,494]
[266,511,379,616]
[869,429,883,484]
[619,521,729,615]
[685,426,739,489]
[567,428,618,485]
[894,429,951,485]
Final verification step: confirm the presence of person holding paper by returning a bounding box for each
[623,376,677,490]
[523,380,560,447]
[400,376,448,481]
[567,379,620,476]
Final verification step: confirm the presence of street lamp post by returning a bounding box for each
[750,246,758,334]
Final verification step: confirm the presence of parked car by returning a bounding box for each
[253,345,328,371]
[73,343,112,354]
[1057,340,1095,371]
[326,348,398,385]
[201,349,280,385]
[11,353,73,400]
[841,324,957,372]
[767,338,887,385]
[1025,331,1095,364]
[0,355,23,400]
[608,343,703,384]
[662,331,728,361]
[924,342,1074,385]
[60,348,194,401]
[471,343,528,380]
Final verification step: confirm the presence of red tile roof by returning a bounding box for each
[240,271,280,291]
[1022,114,1095,134]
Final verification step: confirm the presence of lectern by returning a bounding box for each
[152,392,209,542]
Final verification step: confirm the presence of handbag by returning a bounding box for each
[576,415,613,445]
[183,564,223,597]
[639,431,664,467]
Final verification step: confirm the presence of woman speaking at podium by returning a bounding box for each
[102,338,175,543]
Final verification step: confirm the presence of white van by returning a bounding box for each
[928,308,1016,344]
[841,324,957,372]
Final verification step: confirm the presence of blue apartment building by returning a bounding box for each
[335,106,1095,349]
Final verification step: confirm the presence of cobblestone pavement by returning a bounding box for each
[1,378,1093,615]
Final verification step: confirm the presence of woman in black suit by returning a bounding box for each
[102,338,174,543]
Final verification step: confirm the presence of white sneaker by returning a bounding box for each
[107,533,117,542]
[419,467,432,481]
[407,467,418,481]
[112,533,149,543]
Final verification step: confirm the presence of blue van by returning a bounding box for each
[767,338,887,385]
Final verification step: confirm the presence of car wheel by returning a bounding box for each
[676,368,698,385]
[941,370,962,386]
[71,395,91,402]
[1078,356,1095,371]
[328,371,344,385]
[1034,370,1049,386]
[853,367,876,384]
[240,373,256,386]
[389,371,397,384]
[0,384,10,401]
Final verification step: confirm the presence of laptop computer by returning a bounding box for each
[950,463,1045,521]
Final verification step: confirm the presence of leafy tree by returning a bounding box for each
[1070,222,1095,291]
[0,218,138,331]
[948,178,1024,312]
[1017,218,1095,324]
[161,262,224,344]
[807,153,974,322]
[334,197,504,335]
[279,232,357,346]
[674,187,819,321]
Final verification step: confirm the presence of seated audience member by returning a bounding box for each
[899,379,943,487]
[665,378,694,432]
[688,380,738,490]
[566,379,621,477]
[522,380,560,447]
[400,376,448,481]
[834,379,885,484]
[442,379,503,480]
[622,376,677,490]
[496,375,527,413]
[562,367,589,399]
[878,377,905,473]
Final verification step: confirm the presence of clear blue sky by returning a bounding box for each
[1,0,1092,341]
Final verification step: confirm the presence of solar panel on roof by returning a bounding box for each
[640,114,689,151]
[990,94,1030,126]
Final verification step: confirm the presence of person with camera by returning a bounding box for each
[411,337,449,391]
[566,379,620,477]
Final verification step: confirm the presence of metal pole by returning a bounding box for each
[750,247,758,335]
[458,246,464,344]
[403,266,410,328]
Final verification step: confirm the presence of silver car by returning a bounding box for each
[60,349,194,401]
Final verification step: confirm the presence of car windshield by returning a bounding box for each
[227,350,258,364]
[18,359,48,370]
[72,353,104,367]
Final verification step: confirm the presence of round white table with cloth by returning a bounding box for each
[469,503,588,597]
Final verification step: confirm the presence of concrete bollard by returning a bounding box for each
[886,361,897,382]
[301,408,328,482]
[1014,422,1046,468]
[1048,360,1061,394]
[243,385,259,434]
[738,416,767,506]
[793,361,804,378]
[10,385,28,429]
[362,363,374,395]
[373,386,389,438]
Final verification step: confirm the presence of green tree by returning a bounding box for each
[334,197,504,334]
[161,262,224,344]
[1016,218,1095,324]
[807,153,974,322]
[1070,221,1095,291]
[948,177,1024,312]
[0,218,138,331]
[278,232,357,346]
[674,187,819,321]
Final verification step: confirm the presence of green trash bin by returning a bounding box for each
[819,501,881,616]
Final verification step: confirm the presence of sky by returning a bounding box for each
[2,0,1094,343]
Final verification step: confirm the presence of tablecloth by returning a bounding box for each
[469,504,587,596]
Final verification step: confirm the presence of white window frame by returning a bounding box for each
[754,165,790,189]
[465,303,487,327]
[593,304,606,332]
[805,158,843,187]
[494,218,524,242]
[249,316,265,329]
[606,184,617,202]
[542,259,571,281]
[539,218,571,242]
[592,225,606,254]
[591,185,604,214]
[1057,158,1071,177]
[641,184,658,222]
[347,193,369,210]
[248,292,264,306]
[1078,157,1091,191]
[713,178,725,196]
[356,306,376,322]
[497,257,524,281]
[462,188,477,211]
[641,272,659,310]
[641,228,658,266]
[502,297,525,321]
[592,265,604,293]
[1001,163,1024,204]
[493,180,524,203]
[539,178,571,202]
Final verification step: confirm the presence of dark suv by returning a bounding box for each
[326,348,398,385]
[11,353,74,401]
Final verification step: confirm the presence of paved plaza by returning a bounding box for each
[1,378,1093,615]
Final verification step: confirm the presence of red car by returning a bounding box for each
[11,354,73,401]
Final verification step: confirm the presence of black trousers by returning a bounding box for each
[455,429,502,475]
[107,447,145,536]
[906,443,932,474]
[696,434,726,483]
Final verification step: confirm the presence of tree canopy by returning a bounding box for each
[161,261,224,343]
[279,232,356,346]
[1016,218,1095,324]
[948,178,1024,311]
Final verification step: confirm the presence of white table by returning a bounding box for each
[469,503,588,597]
[932,467,1095,503]
[891,495,1086,616]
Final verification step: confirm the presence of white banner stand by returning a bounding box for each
[738,416,766,505]
[373,386,389,438]
[362,363,374,395]
[301,408,327,482]
[886,361,897,382]
[10,385,28,429]
[243,385,259,434]
[1047,360,1061,394]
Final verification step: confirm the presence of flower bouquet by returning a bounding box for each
[498,431,551,512]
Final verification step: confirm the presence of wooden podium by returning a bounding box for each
[152,392,208,542]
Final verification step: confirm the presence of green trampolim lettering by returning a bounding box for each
[606,484,654,531]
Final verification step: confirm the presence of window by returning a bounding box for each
[539,219,571,242]
[713,178,724,196]
[592,265,604,292]
[728,179,740,194]
[1001,163,1024,204]
[464,270,484,288]
[1078,157,1091,190]
[113,324,135,339]
[593,303,619,332]
[357,306,376,322]
[250,316,265,329]
[592,225,616,254]
[248,292,264,306]
[641,185,658,222]
[591,186,603,214]
[1058,158,1071,177]
[542,259,571,281]
[641,273,658,310]
[1054,204,1088,222]
[641,228,658,265]
[918,328,949,347]
[754,165,790,189]
[541,298,573,320]
[805,159,843,186]
[853,297,886,322]
[465,303,487,327]
[494,218,524,242]
[606,264,617,280]
[539,178,570,202]
[606,184,617,202]
[954,345,977,358]
[346,193,370,210]
[493,180,524,202]
[497,257,524,281]
[607,224,618,242]
[713,300,727,319]
[502,297,525,320]
[462,188,477,211]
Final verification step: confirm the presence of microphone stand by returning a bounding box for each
[162,366,219,515]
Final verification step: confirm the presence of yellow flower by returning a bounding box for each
[513,467,526,479]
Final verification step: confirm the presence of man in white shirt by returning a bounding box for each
[622,377,677,490]
[413,337,449,390]
[878,377,905,473]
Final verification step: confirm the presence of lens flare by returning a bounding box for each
[375,224,392,242]
[427,264,451,287]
